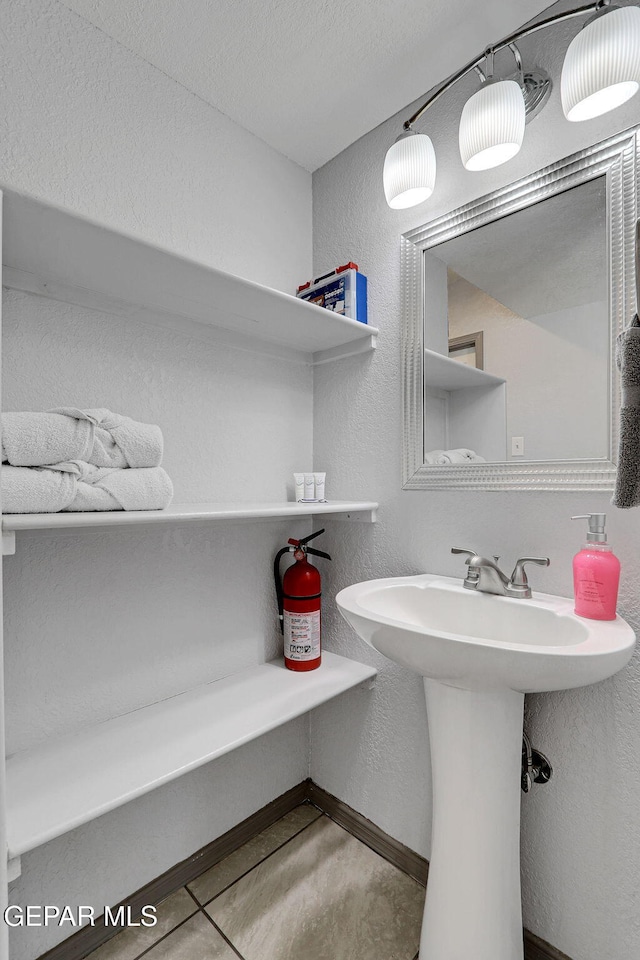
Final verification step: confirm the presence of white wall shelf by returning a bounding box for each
[1,500,378,555]
[0,190,380,893]
[1,189,378,365]
[425,348,505,391]
[6,652,377,860]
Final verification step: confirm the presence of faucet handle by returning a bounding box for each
[510,557,550,591]
[511,557,550,584]
[451,547,480,585]
[451,547,478,562]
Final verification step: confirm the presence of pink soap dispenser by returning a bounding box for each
[571,513,620,620]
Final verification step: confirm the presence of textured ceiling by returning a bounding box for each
[59,0,552,171]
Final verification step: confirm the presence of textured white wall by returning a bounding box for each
[1,2,313,959]
[310,10,640,960]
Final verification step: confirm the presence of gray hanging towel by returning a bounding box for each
[612,221,640,508]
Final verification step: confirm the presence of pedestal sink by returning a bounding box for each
[336,574,635,960]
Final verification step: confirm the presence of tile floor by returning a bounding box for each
[87,803,425,960]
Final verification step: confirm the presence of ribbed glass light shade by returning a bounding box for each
[383,131,436,209]
[459,79,525,171]
[561,6,640,121]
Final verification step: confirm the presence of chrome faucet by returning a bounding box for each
[451,548,549,599]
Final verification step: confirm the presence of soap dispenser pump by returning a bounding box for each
[571,513,620,620]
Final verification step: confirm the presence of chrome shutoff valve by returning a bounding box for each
[522,732,553,792]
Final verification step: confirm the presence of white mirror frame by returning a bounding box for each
[401,127,639,492]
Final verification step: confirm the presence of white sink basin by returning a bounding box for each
[336,573,635,692]
[336,573,635,960]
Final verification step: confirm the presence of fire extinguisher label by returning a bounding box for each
[284,609,320,661]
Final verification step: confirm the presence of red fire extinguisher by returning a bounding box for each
[274,529,331,671]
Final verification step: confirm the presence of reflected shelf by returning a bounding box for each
[424,349,506,391]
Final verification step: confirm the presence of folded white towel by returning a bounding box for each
[433,448,486,465]
[425,447,485,464]
[63,463,174,512]
[2,462,173,514]
[2,409,163,469]
[1,413,93,467]
[2,465,78,513]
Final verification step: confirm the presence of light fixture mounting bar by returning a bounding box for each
[403,1,601,130]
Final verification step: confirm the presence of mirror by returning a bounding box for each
[401,127,639,491]
[427,179,608,463]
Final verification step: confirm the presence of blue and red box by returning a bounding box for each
[296,262,368,325]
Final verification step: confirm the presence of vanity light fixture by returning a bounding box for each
[561,4,640,120]
[458,48,526,171]
[385,0,640,208]
[383,130,436,209]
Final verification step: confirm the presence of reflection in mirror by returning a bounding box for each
[401,128,639,491]
[424,179,608,465]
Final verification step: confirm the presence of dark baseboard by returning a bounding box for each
[306,780,429,886]
[523,930,574,960]
[37,777,571,960]
[38,780,308,960]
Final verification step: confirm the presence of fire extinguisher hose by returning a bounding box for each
[274,545,290,634]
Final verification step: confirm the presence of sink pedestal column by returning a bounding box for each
[421,679,525,960]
